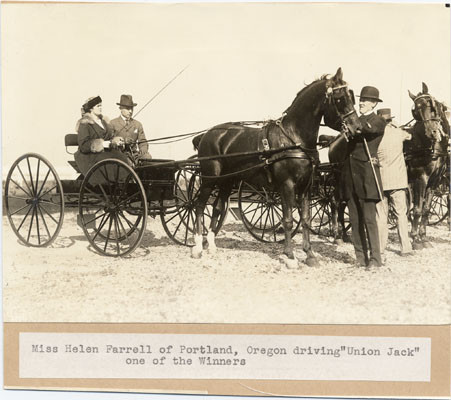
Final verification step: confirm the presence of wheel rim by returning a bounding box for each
[160,168,228,246]
[5,153,64,247]
[428,175,449,225]
[238,181,301,243]
[79,159,147,257]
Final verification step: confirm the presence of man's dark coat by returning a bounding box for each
[341,112,386,200]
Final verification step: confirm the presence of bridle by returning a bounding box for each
[274,81,358,154]
[325,83,359,127]
[412,94,441,124]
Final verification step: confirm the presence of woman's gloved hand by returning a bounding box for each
[90,139,104,153]
[111,136,125,149]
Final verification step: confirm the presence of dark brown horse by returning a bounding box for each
[192,68,362,267]
[406,83,449,249]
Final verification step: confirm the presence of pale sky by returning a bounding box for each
[1,1,450,178]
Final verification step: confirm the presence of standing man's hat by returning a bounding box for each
[117,94,137,107]
[377,108,395,121]
[358,86,383,102]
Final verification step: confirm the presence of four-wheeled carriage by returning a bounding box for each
[3,134,226,256]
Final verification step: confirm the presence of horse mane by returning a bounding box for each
[283,74,330,115]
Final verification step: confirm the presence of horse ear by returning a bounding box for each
[422,82,429,94]
[334,67,343,81]
[408,90,416,100]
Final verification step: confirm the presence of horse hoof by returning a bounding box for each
[305,257,319,267]
[343,236,352,243]
[283,257,299,270]
[334,238,344,246]
[207,246,217,255]
[191,249,203,259]
[422,241,433,248]
[412,242,424,250]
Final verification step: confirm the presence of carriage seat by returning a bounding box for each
[65,133,81,173]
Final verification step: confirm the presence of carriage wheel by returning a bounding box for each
[309,171,334,235]
[4,153,64,247]
[237,181,301,243]
[79,159,147,257]
[160,168,228,246]
[428,175,449,225]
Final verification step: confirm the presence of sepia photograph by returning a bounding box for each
[2,1,451,398]
[2,1,450,327]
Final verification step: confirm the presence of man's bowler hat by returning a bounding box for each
[358,86,383,102]
[377,108,395,121]
[117,94,137,108]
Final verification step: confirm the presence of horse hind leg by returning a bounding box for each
[300,191,319,267]
[207,184,232,254]
[191,183,215,259]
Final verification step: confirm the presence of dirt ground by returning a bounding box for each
[3,211,450,324]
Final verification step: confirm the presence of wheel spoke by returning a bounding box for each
[37,185,58,200]
[260,207,271,240]
[113,213,121,255]
[16,204,33,232]
[103,216,114,252]
[173,208,189,238]
[184,209,191,244]
[83,210,109,226]
[39,203,60,225]
[91,213,109,242]
[35,158,41,198]
[35,203,41,245]
[270,206,277,241]
[17,163,33,196]
[116,213,132,248]
[37,205,51,239]
[164,205,188,224]
[9,202,32,216]
[9,178,32,197]
[26,157,36,195]
[27,206,36,242]
[36,168,51,198]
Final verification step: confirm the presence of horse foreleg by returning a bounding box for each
[411,177,427,250]
[301,191,319,267]
[420,186,434,248]
[330,197,340,244]
[279,183,296,261]
[338,201,351,243]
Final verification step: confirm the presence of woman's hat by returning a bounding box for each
[117,94,137,107]
[82,96,102,112]
[357,86,383,102]
[377,108,395,121]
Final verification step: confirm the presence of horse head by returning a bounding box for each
[323,67,362,136]
[409,83,445,142]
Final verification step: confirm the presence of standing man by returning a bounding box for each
[376,108,413,259]
[341,86,386,269]
[110,94,152,160]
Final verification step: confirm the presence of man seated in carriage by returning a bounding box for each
[109,94,152,161]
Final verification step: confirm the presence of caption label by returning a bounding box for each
[19,333,431,381]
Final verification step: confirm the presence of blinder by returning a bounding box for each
[411,94,440,123]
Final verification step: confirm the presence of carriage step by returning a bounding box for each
[77,213,96,229]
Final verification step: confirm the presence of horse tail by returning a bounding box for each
[192,133,204,151]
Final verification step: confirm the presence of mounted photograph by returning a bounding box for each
[2,1,450,326]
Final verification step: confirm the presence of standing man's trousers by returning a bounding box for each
[347,192,382,266]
